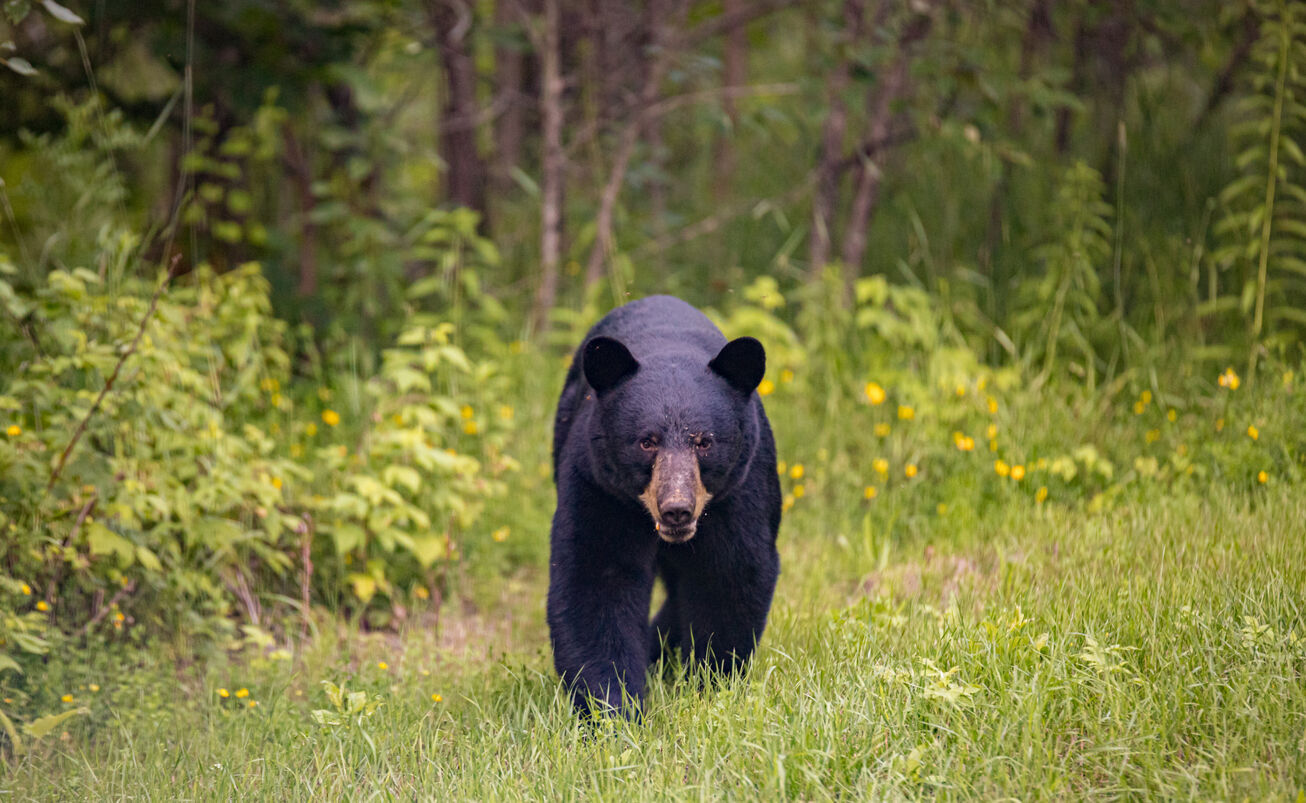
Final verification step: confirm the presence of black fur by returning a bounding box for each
[547,295,782,716]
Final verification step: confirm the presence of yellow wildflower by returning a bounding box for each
[780,369,795,383]
[1010,464,1026,481]
[986,423,998,439]
[5,424,19,437]
[782,494,795,512]
[1167,408,1177,423]
[317,387,332,402]
[235,688,249,698]
[864,382,886,405]
[864,486,878,500]
[1145,429,1160,444]
[904,464,918,479]
[937,503,948,515]
[114,611,124,622]
[460,405,474,419]
[1218,367,1240,390]
[431,694,443,703]
[321,409,340,427]
[793,484,805,498]
[994,460,1011,478]
[248,701,258,708]
[270,476,283,490]
[874,422,891,437]
[306,422,318,437]
[986,397,998,415]
[955,385,966,397]
[415,586,430,600]
[1035,486,1049,504]
[1141,390,1152,405]
[20,583,30,595]
[218,688,230,698]
[1133,401,1145,415]
[492,526,510,543]
[1257,470,1268,484]
[89,684,100,693]
[61,694,73,703]
[1216,418,1225,432]
[498,405,514,421]
[872,458,889,476]
[36,600,49,612]
[789,464,805,480]
[377,662,389,671]
[463,420,479,435]
[757,379,775,396]
[777,460,787,476]
[1247,424,1259,440]
[897,405,915,421]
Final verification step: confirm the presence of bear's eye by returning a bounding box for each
[639,436,659,451]
[695,435,713,452]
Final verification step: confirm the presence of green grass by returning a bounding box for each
[5,482,1305,800]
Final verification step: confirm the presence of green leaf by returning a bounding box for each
[40,0,82,24]
[0,653,21,674]
[3,56,36,76]
[86,522,137,565]
[24,707,89,739]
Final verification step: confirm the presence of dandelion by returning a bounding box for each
[431,694,443,703]
[1035,486,1048,504]
[492,527,510,543]
[874,423,891,437]
[463,420,479,435]
[415,586,430,600]
[498,405,514,421]
[865,382,886,405]
[290,444,304,458]
[89,684,100,693]
[904,464,918,479]
[758,379,775,396]
[20,583,30,596]
[986,423,998,439]
[306,423,318,437]
[1257,470,1269,484]
[461,405,474,419]
[1010,464,1026,481]
[872,458,889,476]
[377,662,389,671]
[897,405,915,421]
[270,476,283,490]
[864,486,878,500]
[1216,418,1225,432]
[1247,424,1259,440]
[782,494,795,512]
[780,369,795,383]
[61,694,73,703]
[1167,408,1177,423]
[1218,367,1240,390]
[114,611,124,623]
[5,424,19,437]
[789,464,805,480]
[954,433,975,452]
[777,460,787,476]
[1145,429,1160,444]
[1141,390,1152,405]
[994,460,1010,478]
[36,600,50,612]
[321,410,340,427]
[955,385,966,398]
[218,688,230,698]
[986,397,998,415]
[793,484,805,498]
[247,701,258,708]
[937,503,948,515]
[1133,401,1145,415]
[235,688,249,699]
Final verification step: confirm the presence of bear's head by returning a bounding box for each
[582,335,765,543]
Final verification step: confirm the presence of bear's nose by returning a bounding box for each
[661,504,693,527]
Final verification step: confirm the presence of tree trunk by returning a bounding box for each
[712,0,747,199]
[493,0,526,189]
[430,0,490,227]
[282,125,319,297]
[807,0,863,279]
[532,0,565,333]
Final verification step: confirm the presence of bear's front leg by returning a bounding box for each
[547,509,657,716]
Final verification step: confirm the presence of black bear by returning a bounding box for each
[547,295,782,716]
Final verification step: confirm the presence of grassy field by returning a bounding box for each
[6,476,1305,800]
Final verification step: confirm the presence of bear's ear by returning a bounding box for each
[709,337,766,395]
[583,336,639,395]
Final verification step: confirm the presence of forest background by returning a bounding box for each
[1,0,1305,796]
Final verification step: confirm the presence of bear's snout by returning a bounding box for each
[640,448,712,543]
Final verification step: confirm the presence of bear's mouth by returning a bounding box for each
[655,520,697,544]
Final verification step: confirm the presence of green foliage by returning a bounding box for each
[1212,0,1306,352]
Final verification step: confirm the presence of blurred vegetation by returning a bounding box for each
[1,0,1305,758]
